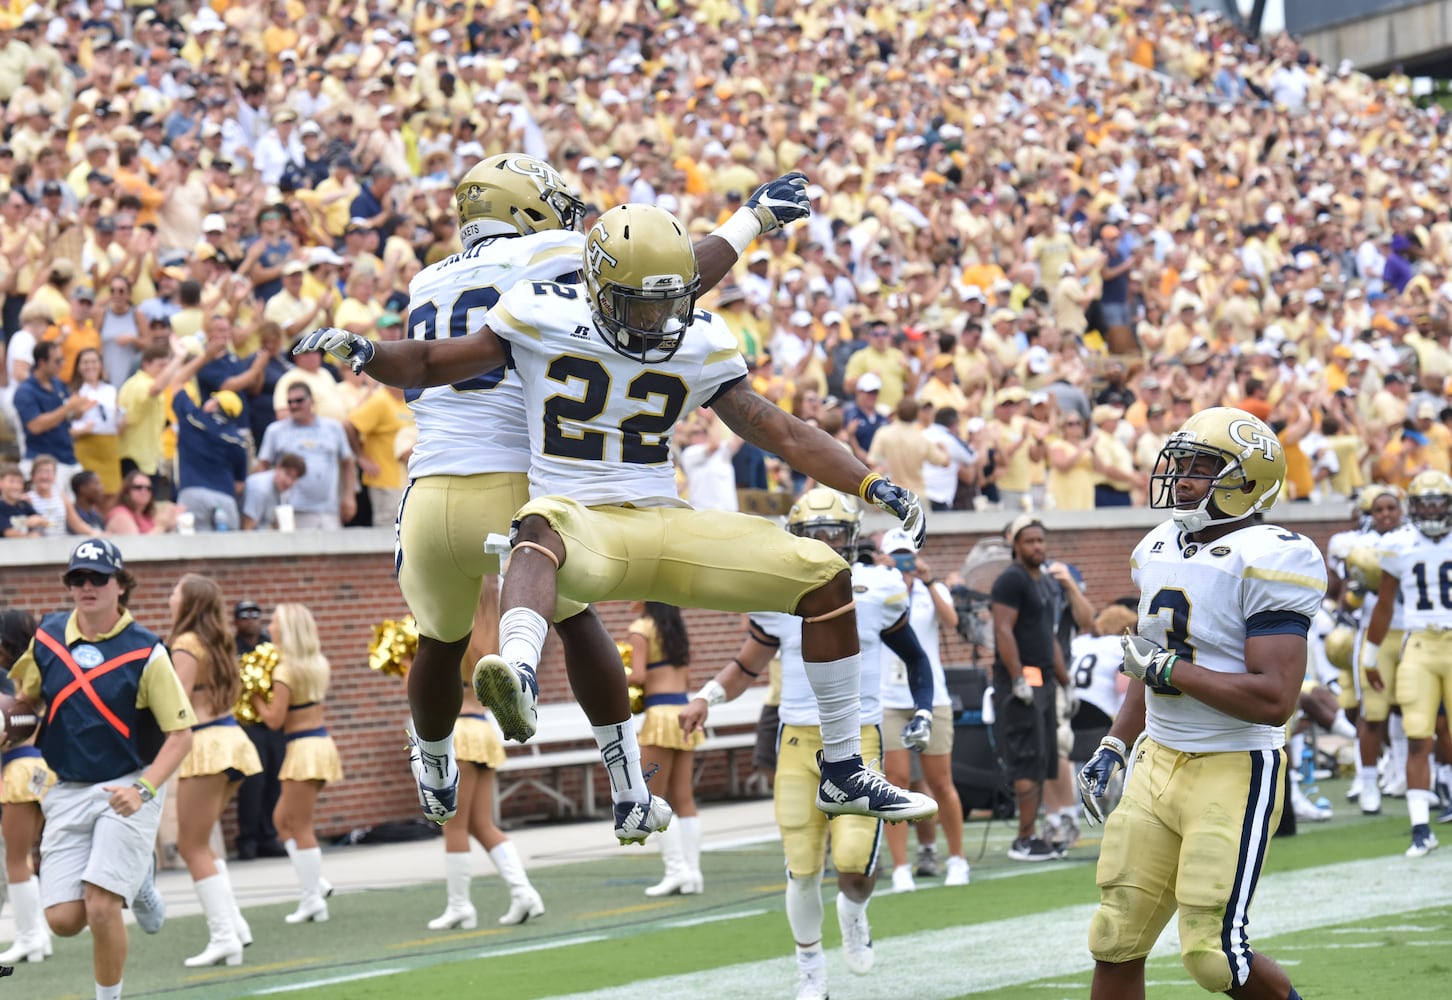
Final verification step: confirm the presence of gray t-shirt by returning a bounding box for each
[241,468,287,528]
[256,417,349,513]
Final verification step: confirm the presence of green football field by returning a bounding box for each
[12,780,1451,1000]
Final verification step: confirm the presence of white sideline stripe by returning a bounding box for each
[548,854,1452,1000]
[479,934,607,959]
[254,967,407,994]
[663,908,768,929]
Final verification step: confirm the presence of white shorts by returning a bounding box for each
[39,775,163,909]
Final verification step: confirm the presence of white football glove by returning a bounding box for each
[1120,634,1178,689]
[1011,675,1035,705]
[292,326,376,374]
[901,709,933,752]
[1077,737,1127,827]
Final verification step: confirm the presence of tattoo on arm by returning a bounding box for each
[713,382,791,451]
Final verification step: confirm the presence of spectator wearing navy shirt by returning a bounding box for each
[173,390,249,531]
[196,314,269,434]
[841,372,888,464]
[13,341,84,474]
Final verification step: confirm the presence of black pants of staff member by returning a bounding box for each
[235,722,288,859]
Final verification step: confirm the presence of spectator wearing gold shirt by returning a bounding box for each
[867,397,948,499]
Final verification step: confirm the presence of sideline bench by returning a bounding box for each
[493,686,769,822]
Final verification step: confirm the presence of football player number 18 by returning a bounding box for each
[1410,561,1452,611]
[1145,588,1191,696]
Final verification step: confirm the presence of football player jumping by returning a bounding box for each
[302,203,936,826]
[1078,408,1325,1000]
[679,488,937,1000]
[1366,469,1452,857]
[296,156,809,872]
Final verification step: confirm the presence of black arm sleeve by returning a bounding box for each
[883,618,934,713]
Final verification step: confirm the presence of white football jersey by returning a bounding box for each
[403,231,584,478]
[1379,526,1452,632]
[1130,520,1326,753]
[1068,632,1126,721]
[488,279,749,505]
[1353,524,1412,631]
[754,562,908,727]
[881,579,952,709]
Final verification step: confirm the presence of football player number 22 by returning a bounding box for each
[403,285,507,401]
[1410,561,1452,611]
[1145,588,1191,696]
[544,355,688,464]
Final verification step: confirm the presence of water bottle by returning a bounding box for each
[213,508,230,532]
[1300,744,1315,788]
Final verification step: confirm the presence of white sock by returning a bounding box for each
[1359,762,1379,785]
[414,730,458,787]
[96,982,122,1000]
[1390,714,1408,773]
[499,608,549,670]
[1408,788,1436,826]
[835,889,868,923]
[1438,762,1452,790]
[1288,733,1305,781]
[785,871,825,945]
[796,943,825,969]
[592,720,648,804]
[1331,710,1358,739]
[804,655,862,762]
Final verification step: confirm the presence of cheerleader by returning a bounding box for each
[628,602,702,896]
[168,575,261,967]
[0,609,55,965]
[426,591,544,930]
[251,604,341,924]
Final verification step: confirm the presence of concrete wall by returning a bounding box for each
[1296,1,1452,74]
[0,503,1349,837]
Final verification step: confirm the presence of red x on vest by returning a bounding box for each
[34,628,152,739]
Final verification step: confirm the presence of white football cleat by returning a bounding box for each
[795,957,828,1000]
[614,794,674,845]
[473,655,539,743]
[891,865,916,893]
[1406,824,1439,859]
[837,903,874,975]
[815,752,937,822]
[944,856,971,886]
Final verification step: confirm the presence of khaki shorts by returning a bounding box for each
[881,704,955,755]
[40,776,165,908]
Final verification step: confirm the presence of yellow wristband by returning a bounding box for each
[858,473,884,501]
[136,776,157,798]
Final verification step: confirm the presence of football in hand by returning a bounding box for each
[0,693,40,748]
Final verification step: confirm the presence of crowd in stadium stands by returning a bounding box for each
[0,0,1449,532]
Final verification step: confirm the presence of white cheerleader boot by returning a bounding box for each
[214,859,251,946]
[0,877,47,963]
[184,875,244,967]
[428,853,478,930]
[284,847,329,923]
[679,816,704,895]
[644,824,694,897]
[491,841,544,925]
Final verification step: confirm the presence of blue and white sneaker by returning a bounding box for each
[613,795,674,845]
[1438,801,1452,824]
[407,732,459,824]
[815,751,938,823]
[132,854,166,934]
[473,655,539,743]
[1407,823,1439,858]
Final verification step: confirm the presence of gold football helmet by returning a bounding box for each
[1345,546,1383,593]
[1407,469,1452,539]
[1150,407,1285,533]
[454,154,584,247]
[1323,623,1356,671]
[1358,484,1404,514]
[787,487,861,558]
[584,204,700,364]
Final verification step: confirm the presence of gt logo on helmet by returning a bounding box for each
[1227,419,1278,460]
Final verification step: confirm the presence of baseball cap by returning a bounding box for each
[201,213,226,233]
[856,372,883,393]
[1092,404,1124,423]
[879,527,918,555]
[282,260,307,275]
[67,538,124,576]
[1007,514,1044,542]
[234,600,262,619]
[308,246,345,266]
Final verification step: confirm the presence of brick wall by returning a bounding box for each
[0,507,1346,837]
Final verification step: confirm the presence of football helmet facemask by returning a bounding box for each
[1407,469,1452,539]
[455,154,584,247]
[585,205,700,364]
[787,487,862,558]
[1149,407,1285,534]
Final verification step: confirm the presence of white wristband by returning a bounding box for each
[694,680,728,707]
[708,207,763,256]
[1100,735,1128,759]
[1362,641,1379,663]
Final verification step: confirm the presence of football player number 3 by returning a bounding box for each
[1410,561,1452,611]
[544,355,688,464]
[1145,588,1191,696]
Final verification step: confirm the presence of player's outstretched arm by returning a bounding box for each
[679,633,775,736]
[694,172,810,290]
[292,326,507,389]
[713,380,925,544]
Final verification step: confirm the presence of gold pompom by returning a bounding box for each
[234,642,279,724]
[618,640,645,715]
[370,617,419,678]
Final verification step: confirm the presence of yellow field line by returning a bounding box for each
[391,926,511,948]
[185,956,322,982]
[578,900,679,918]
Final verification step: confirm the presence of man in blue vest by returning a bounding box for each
[7,538,196,1000]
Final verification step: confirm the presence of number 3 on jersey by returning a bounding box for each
[1144,588,1191,696]
[403,285,506,401]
